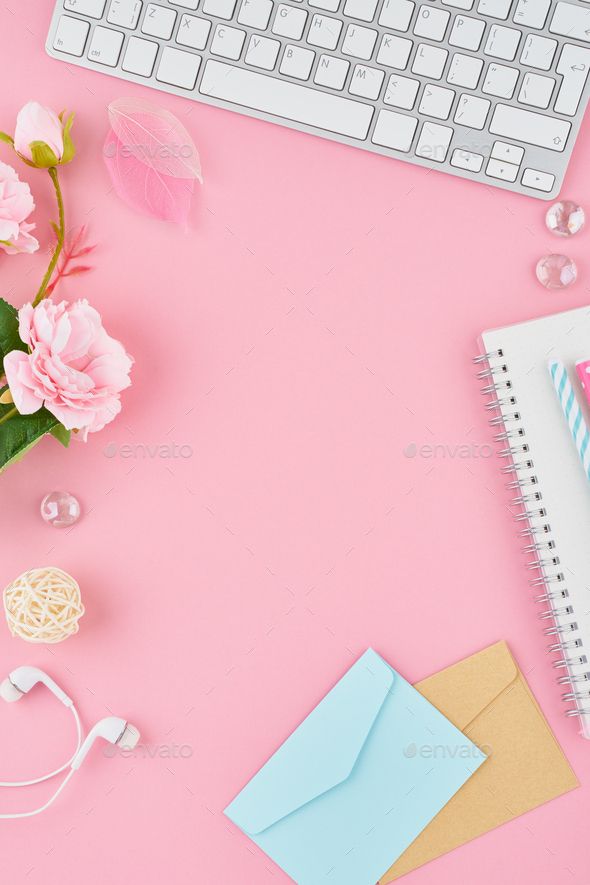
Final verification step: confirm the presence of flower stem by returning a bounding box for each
[0,407,17,426]
[32,167,64,307]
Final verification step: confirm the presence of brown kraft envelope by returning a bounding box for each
[380,640,578,882]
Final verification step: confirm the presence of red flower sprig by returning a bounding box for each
[46,224,95,297]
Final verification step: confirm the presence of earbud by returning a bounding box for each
[71,717,140,770]
[0,667,139,817]
[0,665,72,707]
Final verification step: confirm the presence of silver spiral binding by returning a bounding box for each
[534,590,569,604]
[522,540,555,553]
[539,606,574,620]
[526,556,560,570]
[475,347,590,727]
[552,655,587,669]
[557,672,590,685]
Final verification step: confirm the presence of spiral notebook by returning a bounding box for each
[476,305,590,740]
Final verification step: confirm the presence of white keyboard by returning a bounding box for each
[47,0,590,199]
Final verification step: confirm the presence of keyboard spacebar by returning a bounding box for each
[199,60,374,140]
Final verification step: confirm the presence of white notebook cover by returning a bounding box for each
[480,305,590,740]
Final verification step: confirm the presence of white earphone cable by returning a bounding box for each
[0,769,76,819]
[0,703,82,787]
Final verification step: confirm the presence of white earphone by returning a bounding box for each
[0,665,139,818]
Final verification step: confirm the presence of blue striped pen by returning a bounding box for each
[548,359,590,480]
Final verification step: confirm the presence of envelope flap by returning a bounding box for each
[225,649,394,835]
[414,641,518,732]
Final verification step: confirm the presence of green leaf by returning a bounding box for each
[0,298,26,374]
[0,131,13,146]
[28,140,59,169]
[0,386,14,419]
[50,423,71,447]
[0,408,59,473]
[60,113,75,165]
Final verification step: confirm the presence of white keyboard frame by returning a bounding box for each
[46,0,590,200]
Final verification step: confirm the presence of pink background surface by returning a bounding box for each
[0,2,589,883]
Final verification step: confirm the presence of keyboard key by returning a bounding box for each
[477,0,512,19]
[308,0,340,9]
[372,109,418,151]
[486,157,519,182]
[349,64,385,99]
[447,52,483,88]
[482,63,518,98]
[485,25,521,61]
[279,44,315,79]
[490,104,571,151]
[522,168,555,192]
[176,15,211,50]
[156,45,201,87]
[245,34,280,69]
[514,0,550,29]
[203,0,237,19]
[342,24,378,59]
[63,0,106,17]
[142,4,177,39]
[107,0,142,28]
[307,14,343,50]
[519,72,555,110]
[415,121,453,162]
[451,148,484,172]
[377,34,412,69]
[383,74,420,109]
[555,44,590,116]
[412,43,448,79]
[491,141,524,164]
[314,54,349,88]
[210,24,246,59]
[122,35,158,74]
[379,0,415,31]
[442,0,474,8]
[344,0,379,22]
[199,59,374,138]
[273,4,308,39]
[53,15,89,55]
[449,15,485,51]
[550,3,590,44]
[520,33,557,71]
[88,25,124,65]
[419,84,455,119]
[413,6,450,42]
[237,0,273,29]
[454,93,490,128]
[169,0,199,7]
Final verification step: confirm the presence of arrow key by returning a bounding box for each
[486,157,519,182]
[522,168,556,193]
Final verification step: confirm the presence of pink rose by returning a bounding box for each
[4,299,133,439]
[0,161,39,254]
[14,101,75,168]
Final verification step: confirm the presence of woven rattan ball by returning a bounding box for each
[3,567,84,643]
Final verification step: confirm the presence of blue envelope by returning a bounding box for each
[225,649,487,885]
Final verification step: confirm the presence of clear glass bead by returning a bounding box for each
[40,491,81,527]
[545,201,585,237]
[535,254,578,290]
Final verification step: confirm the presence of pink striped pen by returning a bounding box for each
[576,360,590,408]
